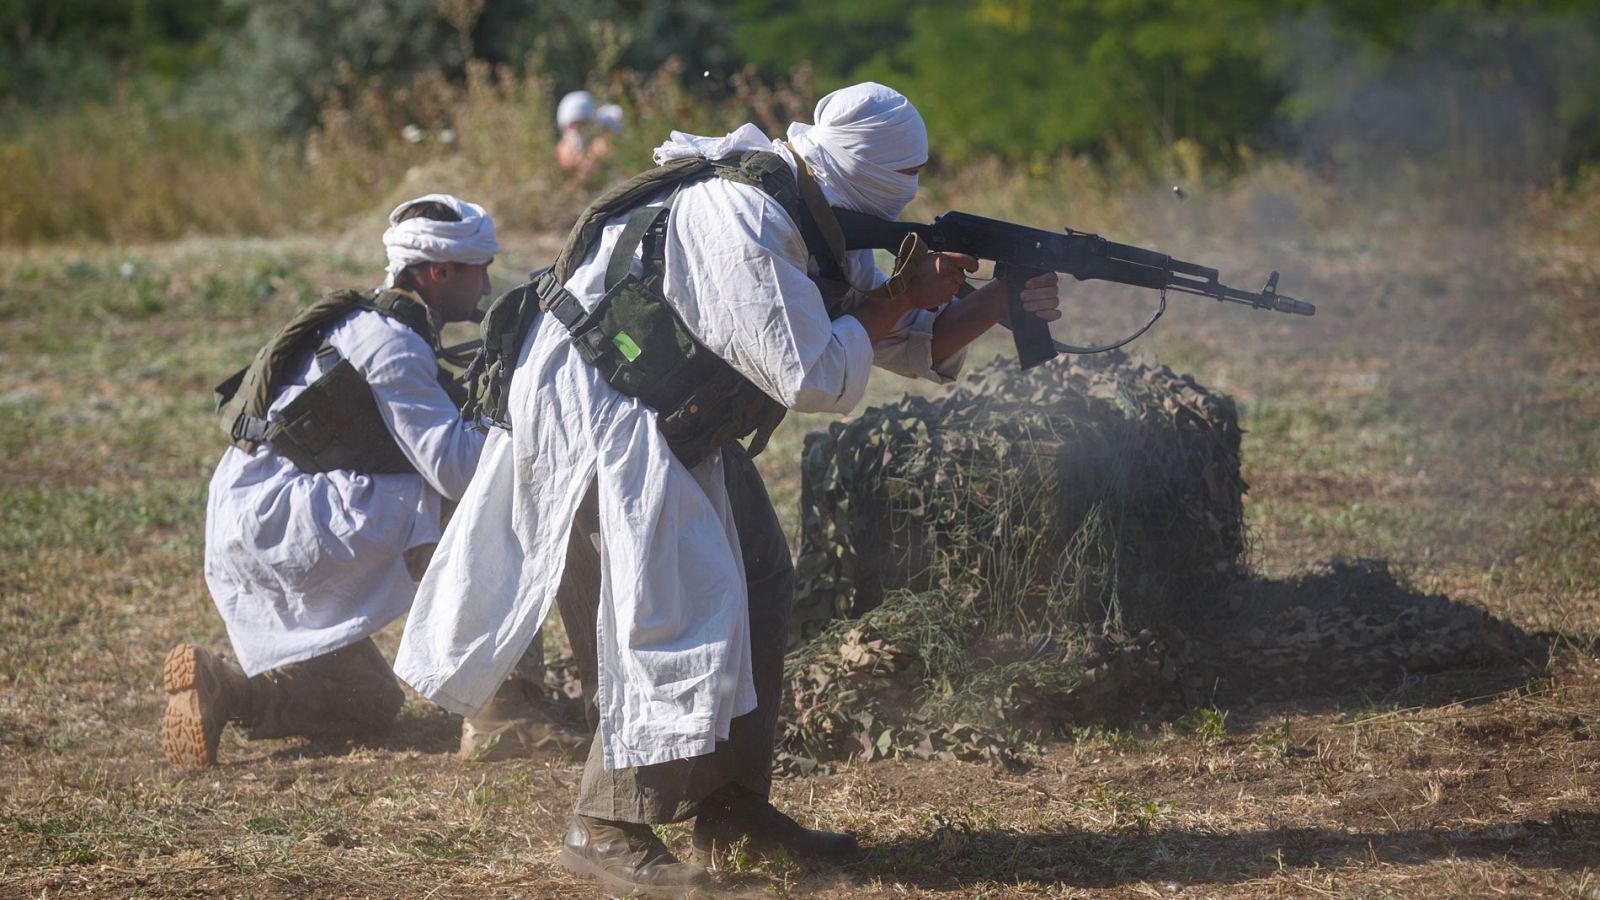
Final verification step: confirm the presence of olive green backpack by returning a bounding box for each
[214,289,437,475]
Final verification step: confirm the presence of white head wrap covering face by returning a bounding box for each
[557,90,596,129]
[786,82,927,219]
[648,83,928,290]
[381,194,500,289]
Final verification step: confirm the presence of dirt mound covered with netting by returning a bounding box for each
[778,355,1542,774]
[790,350,1248,647]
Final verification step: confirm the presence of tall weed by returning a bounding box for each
[1,60,1159,246]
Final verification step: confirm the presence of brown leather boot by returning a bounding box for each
[692,783,863,868]
[559,815,709,897]
[458,676,591,762]
[160,644,251,768]
[458,708,591,762]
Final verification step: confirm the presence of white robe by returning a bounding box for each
[395,152,964,770]
[204,308,485,675]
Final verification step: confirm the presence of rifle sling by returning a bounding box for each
[784,141,848,276]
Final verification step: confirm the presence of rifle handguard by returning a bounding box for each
[868,232,932,303]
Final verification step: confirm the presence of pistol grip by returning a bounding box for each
[1000,263,1058,370]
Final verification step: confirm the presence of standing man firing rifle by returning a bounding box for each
[396,84,1061,895]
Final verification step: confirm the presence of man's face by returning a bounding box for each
[422,260,493,323]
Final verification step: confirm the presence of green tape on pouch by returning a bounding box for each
[612,330,642,362]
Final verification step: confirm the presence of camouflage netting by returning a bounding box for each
[777,355,1541,775]
[779,350,1246,772]
[790,349,1248,648]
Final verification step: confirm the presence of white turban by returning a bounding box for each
[786,82,927,219]
[557,90,595,129]
[381,194,500,289]
[596,103,624,133]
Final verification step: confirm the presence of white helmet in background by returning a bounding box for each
[557,90,596,129]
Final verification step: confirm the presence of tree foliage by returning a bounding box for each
[209,0,467,134]
[732,0,1600,169]
[208,0,741,135]
[5,0,1599,168]
[0,0,236,106]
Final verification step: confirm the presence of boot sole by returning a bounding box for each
[160,644,215,769]
[558,846,707,898]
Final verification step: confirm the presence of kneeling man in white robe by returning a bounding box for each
[162,195,581,767]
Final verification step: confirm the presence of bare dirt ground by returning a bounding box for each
[2,177,1598,897]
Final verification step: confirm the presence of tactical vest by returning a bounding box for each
[214,289,439,475]
[465,149,849,468]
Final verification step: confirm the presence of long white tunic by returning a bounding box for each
[396,155,964,770]
[205,308,485,676]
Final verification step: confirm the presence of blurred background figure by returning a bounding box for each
[595,103,624,136]
[556,90,619,184]
[556,90,597,176]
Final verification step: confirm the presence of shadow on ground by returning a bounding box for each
[262,706,463,761]
[778,557,1555,773]
[854,812,1600,890]
[1176,557,1548,709]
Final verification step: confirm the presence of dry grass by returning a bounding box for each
[0,60,824,246]
[2,163,1599,896]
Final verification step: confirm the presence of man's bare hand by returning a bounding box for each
[904,251,979,310]
[1013,270,1062,322]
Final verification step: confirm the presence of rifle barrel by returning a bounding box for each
[831,206,1314,318]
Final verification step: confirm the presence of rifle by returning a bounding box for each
[436,310,486,408]
[832,208,1315,370]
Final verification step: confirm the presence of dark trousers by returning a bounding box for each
[556,444,795,824]
[244,637,405,741]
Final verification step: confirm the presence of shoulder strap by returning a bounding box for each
[781,141,849,277]
[714,149,846,282]
[214,288,438,453]
[604,203,673,292]
[365,288,437,347]
[559,149,834,290]
[552,157,713,284]
[216,289,366,451]
[710,150,801,216]
[601,151,808,293]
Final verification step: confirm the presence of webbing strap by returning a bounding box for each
[783,142,848,273]
[229,339,345,447]
[536,271,624,375]
[537,269,585,331]
[368,290,436,347]
[230,411,271,445]
[603,205,669,292]
[553,157,711,284]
